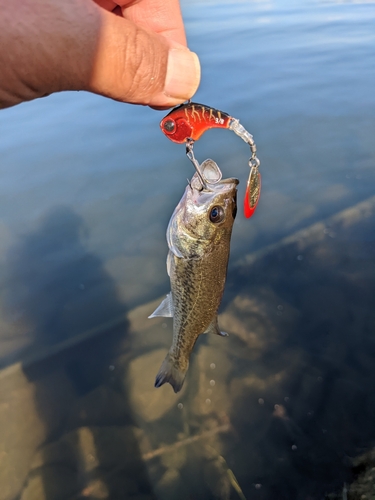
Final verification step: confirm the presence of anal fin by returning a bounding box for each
[148,292,174,318]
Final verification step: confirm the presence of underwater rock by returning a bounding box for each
[76,478,109,499]
[20,465,77,500]
[29,426,145,471]
[0,362,76,500]
[188,342,232,418]
[219,290,299,360]
[325,447,375,499]
[66,385,131,429]
[21,426,149,500]
[203,457,231,500]
[160,446,187,470]
[126,349,185,422]
[0,369,46,500]
[154,468,183,500]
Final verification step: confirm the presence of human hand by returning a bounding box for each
[0,0,200,109]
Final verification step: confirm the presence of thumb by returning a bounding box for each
[85,8,201,107]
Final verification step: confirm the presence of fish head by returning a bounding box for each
[180,173,239,242]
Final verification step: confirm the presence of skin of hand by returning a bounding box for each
[0,0,201,109]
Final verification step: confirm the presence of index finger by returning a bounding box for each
[117,0,187,46]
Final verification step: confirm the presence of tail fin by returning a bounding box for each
[154,353,187,393]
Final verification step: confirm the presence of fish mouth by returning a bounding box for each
[197,159,239,188]
[216,177,239,186]
[190,172,239,192]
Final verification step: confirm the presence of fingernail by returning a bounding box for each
[164,48,201,100]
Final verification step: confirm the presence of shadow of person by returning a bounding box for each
[1,207,154,500]
[3,206,126,352]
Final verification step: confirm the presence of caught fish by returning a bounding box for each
[149,160,238,393]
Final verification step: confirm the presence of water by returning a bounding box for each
[0,1,375,499]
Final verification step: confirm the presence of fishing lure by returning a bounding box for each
[160,102,261,218]
[244,157,261,218]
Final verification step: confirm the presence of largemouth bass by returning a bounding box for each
[149,160,239,393]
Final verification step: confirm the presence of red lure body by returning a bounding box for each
[160,102,232,143]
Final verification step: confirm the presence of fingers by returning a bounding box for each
[117,0,187,45]
[0,0,101,108]
[85,8,200,107]
[90,0,195,105]
[0,0,200,108]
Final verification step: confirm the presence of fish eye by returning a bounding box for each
[163,119,176,133]
[209,205,225,223]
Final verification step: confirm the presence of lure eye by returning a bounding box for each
[209,206,225,223]
[163,119,176,133]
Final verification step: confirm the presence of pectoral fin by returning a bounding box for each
[148,293,174,318]
[203,318,228,337]
[166,250,173,277]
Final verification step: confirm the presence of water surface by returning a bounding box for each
[0,1,375,499]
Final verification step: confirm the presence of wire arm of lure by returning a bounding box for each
[228,119,258,161]
[185,139,208,190]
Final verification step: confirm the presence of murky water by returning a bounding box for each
[1,1,375,499]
